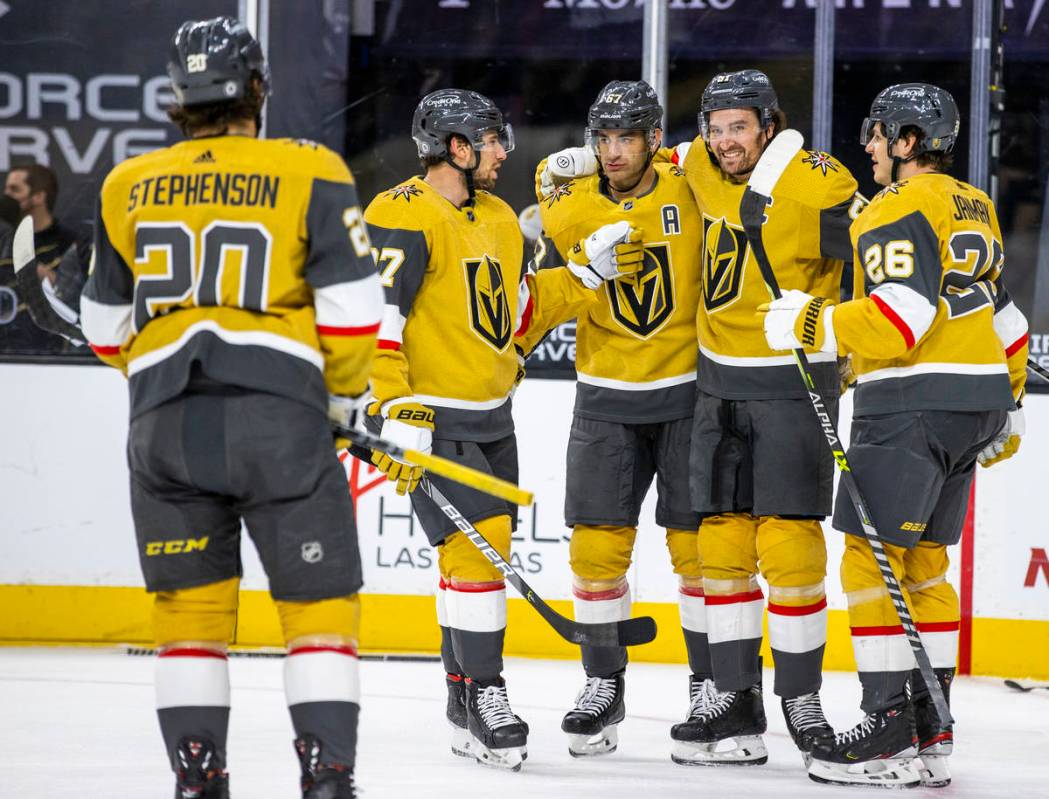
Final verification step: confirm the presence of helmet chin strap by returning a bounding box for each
[445,147,480,209]
[889,139,919,183]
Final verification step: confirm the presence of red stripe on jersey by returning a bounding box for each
[288,644,359,658]
[90,343,121,356]
[850,624,906,636]
[671,149,681,166]
[916,620,960,633]
[158,647,228,660]
[767,597,827,616]
[573,584,629,602]
[438,577,449,591]
[377,339,401,351]
[705,589,764,606]
[515,295,535,337]
[871,294,916,349]
[679,584,706,598]
[1005,334,1028,357]
[447,580,506,593]
[317,322,380,337]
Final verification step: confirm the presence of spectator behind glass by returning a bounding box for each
[1,164,81,354]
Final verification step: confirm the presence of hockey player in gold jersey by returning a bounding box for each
[763,83,1028,789]
[525,80,706,759]
[363,88,637,771]
[540,70,863,766]
[80,18,380,798]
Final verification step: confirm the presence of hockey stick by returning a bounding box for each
[1004,679,1049,693]
[336,424,533,506]
[739,129,952,728]
[1028,357,1049,383]
[417,476,657,648]
[11,216,86,344]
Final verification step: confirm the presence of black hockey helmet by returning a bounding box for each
[168,17,270,108]
[860,83,960,154]
[585,80,663,142]
[412,89,514,160]
[699,69,779,139]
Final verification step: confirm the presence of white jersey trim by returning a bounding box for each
[378,303,406,344]
[856,361,1008,384]
[314,273,384,329]
[127,320,325,376]
[992,300,1028,350]
[80,295,132,348]
[576,370,697,391]
[414,393,510,412]
[870,282,937,344]
[699,344,837,368]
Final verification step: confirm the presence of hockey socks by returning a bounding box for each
[573,579,631,677]
[284,643,361,772]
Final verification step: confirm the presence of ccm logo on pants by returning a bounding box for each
[145,537,210,556]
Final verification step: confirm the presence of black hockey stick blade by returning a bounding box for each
[419,477,657,648]
[1028,357,1049,383]
[12,216,86,344]
[1004,679,1049,693]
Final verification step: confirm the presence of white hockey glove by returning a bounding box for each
[539,146,598,197]
[978,406,1024,468]
[328,392,370,450]
[368,401,435,494]
[567,221,645,289]
[760,289,838,354]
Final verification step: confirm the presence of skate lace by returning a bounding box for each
[571,676,618,717]
[835,714,877,746]
[477,684,519,730]
[784,692,828,732]
[687,678,733,721]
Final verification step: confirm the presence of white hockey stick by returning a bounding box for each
[11,216,86,344]
[739,129,952,729]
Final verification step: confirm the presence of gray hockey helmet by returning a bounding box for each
[168,16,270,107]
[699,69,779,138]
[586,80,663,142]
[860,83,960,154]
[411,89,514,159]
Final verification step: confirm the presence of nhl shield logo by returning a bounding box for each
[702,215,749,312]
[463,255,512,351]
[301,541,324,564]
[607,243,674,339]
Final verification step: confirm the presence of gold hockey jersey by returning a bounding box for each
[834,172,1027,414]
[365,177,592,441]
[532,162,702,423]
[81,135,382,418]
[673,138,863,399]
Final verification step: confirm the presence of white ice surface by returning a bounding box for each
[3,647,1047,798]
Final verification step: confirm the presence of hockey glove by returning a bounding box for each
[978,406,1024,468]
[370,401,435,495]
[838,355,855,396]
[539,146,598,197]
[328,392,370,450]
[510,346,527,397]
[760,289,838,354]
[568,222,645,289]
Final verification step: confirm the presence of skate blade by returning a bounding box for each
[567,725,619,758]
[670,735,768,766]
[808,755,921,788]
[449,722,472,759]
[470,739,526,772]
[916,754,951,788]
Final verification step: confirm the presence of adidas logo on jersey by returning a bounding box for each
[193,150,216,164]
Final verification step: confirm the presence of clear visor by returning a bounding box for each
[471,124,514,154]
[584,127,658,150]
[859,117,880,146]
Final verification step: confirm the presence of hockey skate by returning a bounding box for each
[174,737,229,799]
[670,676,768,766]
[561,671,626,757]
[807,703,921,789]
[465,677,529,771]
[913,672,953,788]
[446,673,472,758]
[782,692,834,766]
[294,734,357,799]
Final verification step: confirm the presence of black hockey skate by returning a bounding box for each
[914,668,954,788]
[446,673,472,758]
[561,671,626,757]
[670,676,768,766]
[807,702,920,789]
[173,737,229,799]
[465,677,529,771]
[294,734,357,799]
[782,692,834,765]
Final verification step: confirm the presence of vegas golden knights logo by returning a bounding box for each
[608,243,674,338]
[702,215,749,311]
[464,255,511,351]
